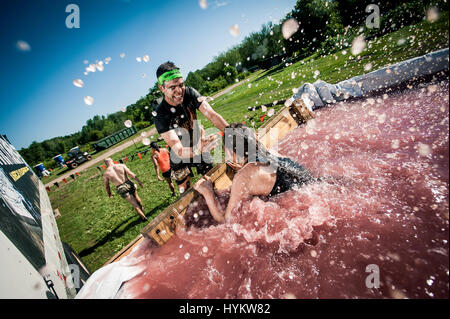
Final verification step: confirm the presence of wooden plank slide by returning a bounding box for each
[105,98,313,265]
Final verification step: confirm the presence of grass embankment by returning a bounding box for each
[51,14,449,272]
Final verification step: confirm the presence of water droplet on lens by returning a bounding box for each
[84,96,94,105]
[282,18,299,39]
[73,79,84,88]
[199,0,208,9]
[351,35,366,55]
[229,24,240,37]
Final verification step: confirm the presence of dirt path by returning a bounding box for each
[211,79,246,99]
[44,127,157,187]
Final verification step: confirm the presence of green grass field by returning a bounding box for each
[51,14,449,272]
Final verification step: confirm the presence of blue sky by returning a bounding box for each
[0,0,297,150]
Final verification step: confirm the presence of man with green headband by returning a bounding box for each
[153,61,228,193]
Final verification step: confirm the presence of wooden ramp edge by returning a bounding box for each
[104,234,145,265]
[105,98,313,264]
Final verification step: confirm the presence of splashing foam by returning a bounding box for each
[114,81,449,299]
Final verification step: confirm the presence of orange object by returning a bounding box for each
[260,114,266,122]
[46,186,51,192]
[101,165,106,170]
[153,149,170,173]
[165,145,169,149]
[75,172,80,176]
[62,178,67,183]
[138,152,142,160]
[218,131,224,137]
[114,161,118,164]
[124,156,128,163]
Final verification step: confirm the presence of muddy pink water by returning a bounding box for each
[118,81,449,299]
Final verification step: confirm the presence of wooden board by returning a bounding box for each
[258,98,313,149]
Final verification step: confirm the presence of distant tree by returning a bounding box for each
[335,0,399,28]
[26,141,46,165]
[135,121,150,130]
[286,0,343,56]
[89,130,104,141]
[223,65,238,84]
[185,71,205,91]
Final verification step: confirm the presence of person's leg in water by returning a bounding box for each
[125,194,147,221]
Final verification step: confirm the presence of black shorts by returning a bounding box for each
[162,169,172,179]
[116,180,136,198]
[170,154,213,185]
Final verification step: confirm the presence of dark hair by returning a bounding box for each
[150,141,160,151]
[223,123,262,161]
[156,61,179,79]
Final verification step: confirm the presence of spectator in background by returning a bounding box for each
[103,158,147,221]
[150,142,176,197]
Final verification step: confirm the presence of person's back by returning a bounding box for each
[103,158,147,220]
[104,163,129,186]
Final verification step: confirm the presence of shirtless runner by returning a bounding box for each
[103,158,147,221]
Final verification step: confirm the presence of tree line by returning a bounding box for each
[19,0,446,169]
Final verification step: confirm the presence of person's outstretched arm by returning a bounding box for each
[104,175,112,198]
[194,177,226,223]
[199,101,228,132]
[123,165,143,188]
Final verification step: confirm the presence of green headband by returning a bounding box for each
[158,69,183,85]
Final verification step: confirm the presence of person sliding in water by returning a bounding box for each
[194,123,316,224]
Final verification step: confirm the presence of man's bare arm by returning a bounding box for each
[194,178,225,223]
[161,130,194,159]
[123,165,143,187]
[104,175,112,198]
[152,156,163,181]
[199,101,229,132]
